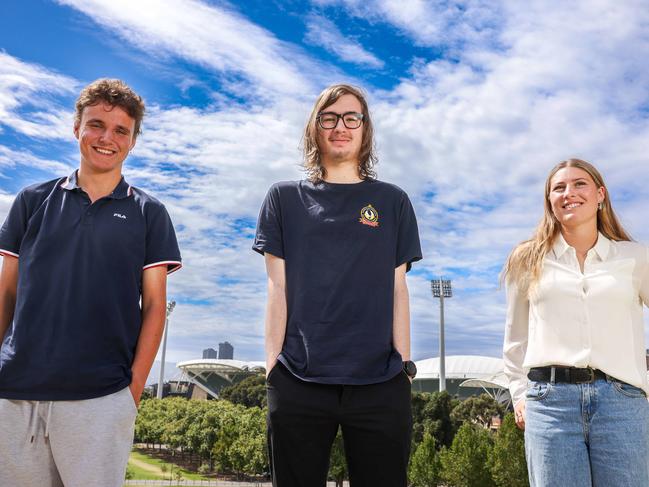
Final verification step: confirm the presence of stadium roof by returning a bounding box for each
[414,355,503,380]
[177,359,266,399]
[177,358,266,374]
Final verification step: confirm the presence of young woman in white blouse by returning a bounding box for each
[503,158,649,486]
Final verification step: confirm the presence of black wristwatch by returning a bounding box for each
[403,360,417,379]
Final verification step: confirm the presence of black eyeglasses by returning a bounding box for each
[317,111,364,129]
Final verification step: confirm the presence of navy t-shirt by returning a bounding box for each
[253,179,422,385]
[0,171,181,400]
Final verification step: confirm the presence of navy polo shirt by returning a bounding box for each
[253,179,422,385]
[0,171,181,400]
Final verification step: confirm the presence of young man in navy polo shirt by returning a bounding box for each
[0,79,181,486]
[253,84,422,486]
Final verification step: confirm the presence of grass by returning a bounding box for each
[126,449,209,481]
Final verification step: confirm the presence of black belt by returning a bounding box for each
[528,366,607,384]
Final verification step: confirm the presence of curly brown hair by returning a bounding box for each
[302,84,377,182]
[74,79,145,138]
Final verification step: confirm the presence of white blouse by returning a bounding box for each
[503,233,649,406]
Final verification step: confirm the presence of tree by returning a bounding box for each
[328,430,348,487]
[200,402,232,472]
[134,397,269,477]
[412,391,458,448]
[134,398,168,449]
[220,375,267,408]
[226,407,268,477]
[161,397,193,456]
[185,401,220,468]
[440,423,495,487]
[213,403,268,478]
[451,394,504,429]
[488,413,529,487]
[409,432,441,487]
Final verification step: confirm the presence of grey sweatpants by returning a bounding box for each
[0,386,138,487]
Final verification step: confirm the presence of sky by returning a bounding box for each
[1,0,649,368]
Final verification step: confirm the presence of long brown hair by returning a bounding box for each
[302,84,377,183]
[503,158,632,294]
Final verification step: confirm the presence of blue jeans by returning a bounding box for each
[525,377,649,487]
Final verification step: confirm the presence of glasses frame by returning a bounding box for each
[316,111,364,130]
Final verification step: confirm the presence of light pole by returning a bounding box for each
[431,279,452,392]
[157,300,176,399]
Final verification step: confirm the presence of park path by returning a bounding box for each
[128,456,165,476]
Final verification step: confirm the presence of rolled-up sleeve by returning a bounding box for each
[503,278,530,407]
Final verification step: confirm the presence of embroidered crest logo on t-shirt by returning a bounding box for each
[359,204,379,227]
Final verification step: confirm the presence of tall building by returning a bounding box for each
[202,348,217,359]
[218,342,234,360]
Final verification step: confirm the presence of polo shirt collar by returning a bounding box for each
[60,170,132,199]
[60,170,81,191]
[109,176,132,199]
[552,231,611,261]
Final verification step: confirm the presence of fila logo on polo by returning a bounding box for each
[359,204,379,227]
[113,213,127,220]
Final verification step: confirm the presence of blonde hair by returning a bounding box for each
[302,84,377,183]
[503,158,632,294]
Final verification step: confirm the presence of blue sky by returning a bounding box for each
[2,0,649,368]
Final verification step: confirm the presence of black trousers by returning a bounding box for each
[266,362,412,487]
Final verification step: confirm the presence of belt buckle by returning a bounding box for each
[575,367,596,384]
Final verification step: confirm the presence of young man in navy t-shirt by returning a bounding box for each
[0,79,181,486]
[254,84,422,486]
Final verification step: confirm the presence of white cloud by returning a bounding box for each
[312,0,502,49]
[0,192,15,217]
[56,0,344,99]
[0,51,77,139]
[304,14,384,68]
[367,1,649,213]
[128,101,307,214]
[0,145,74,175]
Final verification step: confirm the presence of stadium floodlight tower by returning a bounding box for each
[156,300,177,399]
[431,279,452,392]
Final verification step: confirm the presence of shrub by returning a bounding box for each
[488,413,529,487]
[451,394,504,429]
[440,423,495,487]
[411,391,457,448]
[409,432,441,487]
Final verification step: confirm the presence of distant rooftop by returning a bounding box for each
[415,355,503,380]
